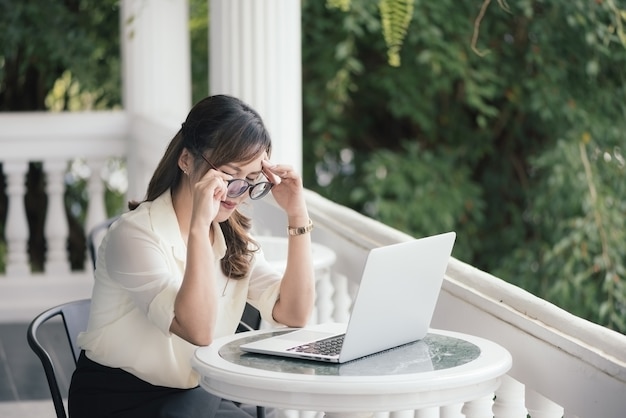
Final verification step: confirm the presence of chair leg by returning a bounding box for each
[256,406,266,418]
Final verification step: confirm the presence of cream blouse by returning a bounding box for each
[77,190,282,388]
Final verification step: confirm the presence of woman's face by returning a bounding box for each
[210,152,269,222]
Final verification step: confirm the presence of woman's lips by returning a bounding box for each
[221,200,237,210]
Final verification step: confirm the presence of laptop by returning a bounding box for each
[240,231,456,363]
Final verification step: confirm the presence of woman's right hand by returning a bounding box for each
[189,168,228,227]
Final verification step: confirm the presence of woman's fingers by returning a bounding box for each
[261,160,282,184]
[262,160,303,186]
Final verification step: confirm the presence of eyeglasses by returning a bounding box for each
[200,155,273,200]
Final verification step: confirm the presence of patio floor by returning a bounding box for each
[0,321,71,417]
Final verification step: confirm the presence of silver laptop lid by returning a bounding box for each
[338,231,456,362]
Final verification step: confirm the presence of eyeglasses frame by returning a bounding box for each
[198,154,274,200]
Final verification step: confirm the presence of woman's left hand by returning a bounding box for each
[261,160,307,216]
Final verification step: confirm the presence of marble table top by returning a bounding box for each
[218,330,481,376]
[192,328,512,413]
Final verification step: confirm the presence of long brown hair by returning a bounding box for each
[130,95,272,279]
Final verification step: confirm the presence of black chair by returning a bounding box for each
[26,298,91,418]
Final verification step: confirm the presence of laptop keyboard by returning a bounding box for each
[287,334,345,356]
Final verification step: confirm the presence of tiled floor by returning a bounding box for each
[0,321,72,417]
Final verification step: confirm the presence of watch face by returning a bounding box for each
[288,220,313,236]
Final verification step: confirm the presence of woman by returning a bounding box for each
[69,94,316,417]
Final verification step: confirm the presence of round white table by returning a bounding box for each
[192,328,512,417]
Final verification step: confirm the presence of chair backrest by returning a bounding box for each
[26,298,92,418]
[87,216,119,270]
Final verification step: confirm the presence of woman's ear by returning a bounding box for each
[178,148,192,174]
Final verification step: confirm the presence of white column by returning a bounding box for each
[209,0,303,173]
[44,159,71,275]
[120,0,192,200]
[4,161,30,277]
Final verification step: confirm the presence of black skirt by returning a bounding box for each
[69,351,249,418]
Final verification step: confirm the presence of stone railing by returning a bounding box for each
[1,112,625,417]
[1,111,127,276]
[0,111,175,320]
[253,191,626,418]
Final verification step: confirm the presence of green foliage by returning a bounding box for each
[358,142,483,262]
[302,0,626,333]
[0,0,121,110]
[495,136,626,331]
[190,0,209,103]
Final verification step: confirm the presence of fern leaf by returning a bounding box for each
[379,0,414,67]
[327,0,351,12]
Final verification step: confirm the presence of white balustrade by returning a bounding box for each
[85,157,109,237]
[389,411,414,418]
[461,394,494,418]
[492,375,527,417]
[526,389,564,418]
[2,158,110,276]
[331,272,352,323]
[315,266,334,324]
[440,403,464,418]
[255,235,337,326]
[415,408,438,418]
[3,161,30,277]
[43,159,71,274]
[84,157,110,269]
[278,409,304,418]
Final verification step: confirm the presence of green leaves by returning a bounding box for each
[0,0,120,110]
[378,0,414,67]
[303,0,626,333]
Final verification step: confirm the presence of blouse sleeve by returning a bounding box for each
[102,216,179,336]
[246,246,283,326]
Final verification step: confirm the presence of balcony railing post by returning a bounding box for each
[389,410,414,418]
[331,272,352,323]
[84,157,109,268]
[440,403,463,418]
[492,375,527,418]
[3,161,30,276]
[314,267,333,324]
[43,159,71,274]
[526,389,564,418]
[461,394,494,418]
[415,408,438,418]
